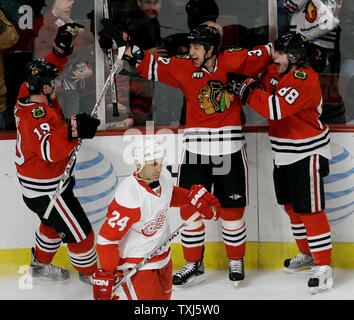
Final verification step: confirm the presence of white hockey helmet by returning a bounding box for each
[132,139,165,172]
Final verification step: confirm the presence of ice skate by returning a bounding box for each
[308,265,333,294]
[229,258,245,287]
[79,272,94,285]
[29,247,70,283]
[283,253,314,273]
[173,258,205,288]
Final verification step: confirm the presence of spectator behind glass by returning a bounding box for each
[1,1,45,131]
[103,0,169,128]
[34,0,95,118]
[0,10,19,131]
[282,0,344,124]
[338,0,354,123]
[120,0,168,56]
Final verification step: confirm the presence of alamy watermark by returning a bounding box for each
[121,121,234,176]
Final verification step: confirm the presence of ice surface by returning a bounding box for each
[1,269,354,300]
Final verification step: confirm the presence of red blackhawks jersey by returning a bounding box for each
[249,63,331,165]
[14,52,78,198]
[97,168,190,273]
[136,46,272,155]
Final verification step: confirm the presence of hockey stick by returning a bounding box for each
[113,211,200,292]
[103,0,119,117]
[43,45,126,220]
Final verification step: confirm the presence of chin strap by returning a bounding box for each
[200,51,216,71]
[41,86,55,104]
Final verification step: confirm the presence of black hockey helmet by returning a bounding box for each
[187,24,220,55]
[185,0,219,30]
[25,59,59,94]
[274,33,310,64]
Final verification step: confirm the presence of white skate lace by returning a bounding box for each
[44,264,63,276]
[291,254,310,263]
[175,262,197,277]
[229,260,243,273]
[311,266,329,279]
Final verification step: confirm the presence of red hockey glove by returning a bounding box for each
[92,269,119,300]
[187,185,221,221]
[53,23,85,57]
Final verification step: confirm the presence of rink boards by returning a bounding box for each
[0,128,353,275]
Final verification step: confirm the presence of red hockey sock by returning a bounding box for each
[283,204,310,255]
[300,210,332,266]
[67,230,97,275]
[180,207,205,262]
[34,223,62,264]
[220,208,246,260]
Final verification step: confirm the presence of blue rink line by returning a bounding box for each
[76,178,118,204]
[74,164,115,189]
[75,152,104,170]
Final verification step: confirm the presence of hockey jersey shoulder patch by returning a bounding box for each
[228,47,243,52]
[31,106,47,119]
[176,53,190,59]
[293,70,308,80]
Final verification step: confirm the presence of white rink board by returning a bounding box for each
[0,131,353,249]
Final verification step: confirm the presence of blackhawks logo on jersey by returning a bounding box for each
[197,80,234,115]
[293,70,308,80]
[31,106,46,119]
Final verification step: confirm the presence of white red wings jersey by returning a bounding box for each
[283,0,340,49]
[14,52,78,198]
[97,168,175,271]
[136,46,272,155]
[249,63,331,165]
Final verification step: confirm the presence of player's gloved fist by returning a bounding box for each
[187,185,221,221]
[226,73,257,105]
[99,18,129,49]
[68,113,100,140]
[53,23,85,57]
[93,269,119,300]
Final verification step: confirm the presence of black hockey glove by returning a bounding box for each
[226,73,258,105]
[53,23,85,57]
[68,113,100,140]
[99,18,144,66]
[99,18,129,49]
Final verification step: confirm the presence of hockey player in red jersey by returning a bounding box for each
[14,23,100,284]
[226,33,333,294]
[98,19,272,287]
[92,140,220,300]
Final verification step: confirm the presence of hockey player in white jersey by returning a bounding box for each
[92,139,220,300]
